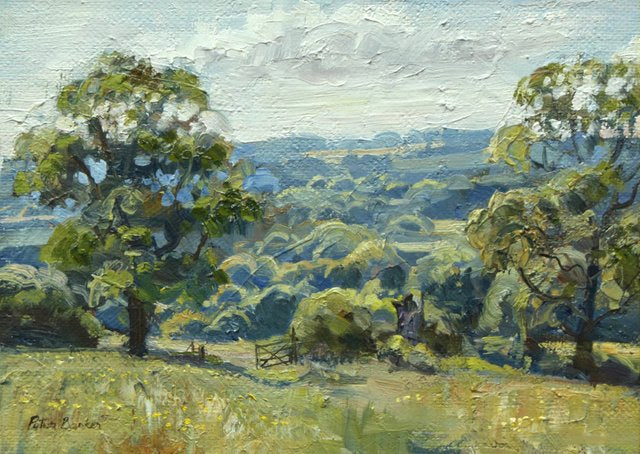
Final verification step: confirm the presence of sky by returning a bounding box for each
[0,0,638,159]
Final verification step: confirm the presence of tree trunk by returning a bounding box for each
[573,336,596,375]
[572,262,599,375]
[127,293,148,357]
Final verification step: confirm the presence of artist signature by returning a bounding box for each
[27,414,108,430]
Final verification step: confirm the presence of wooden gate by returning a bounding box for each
[255,328,299,369]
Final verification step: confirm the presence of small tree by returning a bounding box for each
[12,52,261,356]
[466,57,640,375]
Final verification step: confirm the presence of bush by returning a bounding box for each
[0,287,102,347]
[292,288,377,358]
[378,335,439,373]
[0,264,103,347]
[248,286,297,340]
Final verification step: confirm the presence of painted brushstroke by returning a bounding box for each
[0,1,639,453]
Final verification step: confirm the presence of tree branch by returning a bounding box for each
[518,267,572,302]
[609,135,625,165]
[589,293,638,330]
[539,253,587,276]
[73,156,102,199]
[518,267,589,322]
[154,220,181,258]
[569,122,584,164]
[612,178,640,211]
[112,196,130,228]
[588,269,640,331]
[89,118,112,161]
[42,191,72,207]
[559,322,578,339]
[192,232,208,261]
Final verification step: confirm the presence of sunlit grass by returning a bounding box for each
[0,346,639,453]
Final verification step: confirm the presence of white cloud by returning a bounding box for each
[168,0,622,142]
[0,0,637,159]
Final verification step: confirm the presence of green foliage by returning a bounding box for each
[160,310,211,338]
[192,185,262,236]
[487,125,537,172]
[118,226,152,246]
[516,59,639,138]
[378,335,439,373]
[438,356,516,376]
[466,165,620,273]
[0,265,102,347]
[494,59,640,171]
[40,220,99,270]
[10,52,261,353]
[476,270,523,335]
[12,171,43,196]
[466,165,639,340]
[468,56,640,372]
[293,288,382,356]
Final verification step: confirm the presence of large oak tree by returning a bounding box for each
[12,52,261,356]
[466,58,640,376]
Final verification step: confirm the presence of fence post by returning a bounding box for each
[255,344,259,369]
[199,345,205,362]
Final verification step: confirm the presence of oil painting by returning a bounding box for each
[0,1,639,452]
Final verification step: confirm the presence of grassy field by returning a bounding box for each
[1,340,639,453]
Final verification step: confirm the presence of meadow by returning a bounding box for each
[1,340,639,453]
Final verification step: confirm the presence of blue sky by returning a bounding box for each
[0,0,637,158]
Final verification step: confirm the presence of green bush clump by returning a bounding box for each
[0,288,102,347]
[0,265,102,347]
[292,288,383,358]
[378,335,439,373]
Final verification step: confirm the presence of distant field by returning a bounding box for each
[1,341,639,453]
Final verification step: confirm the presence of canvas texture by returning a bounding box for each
[0,1,639,452]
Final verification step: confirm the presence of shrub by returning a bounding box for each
[378,335,439,373]
[248,286,297,340]
[292,288,377,358]
[0,287,102,347]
